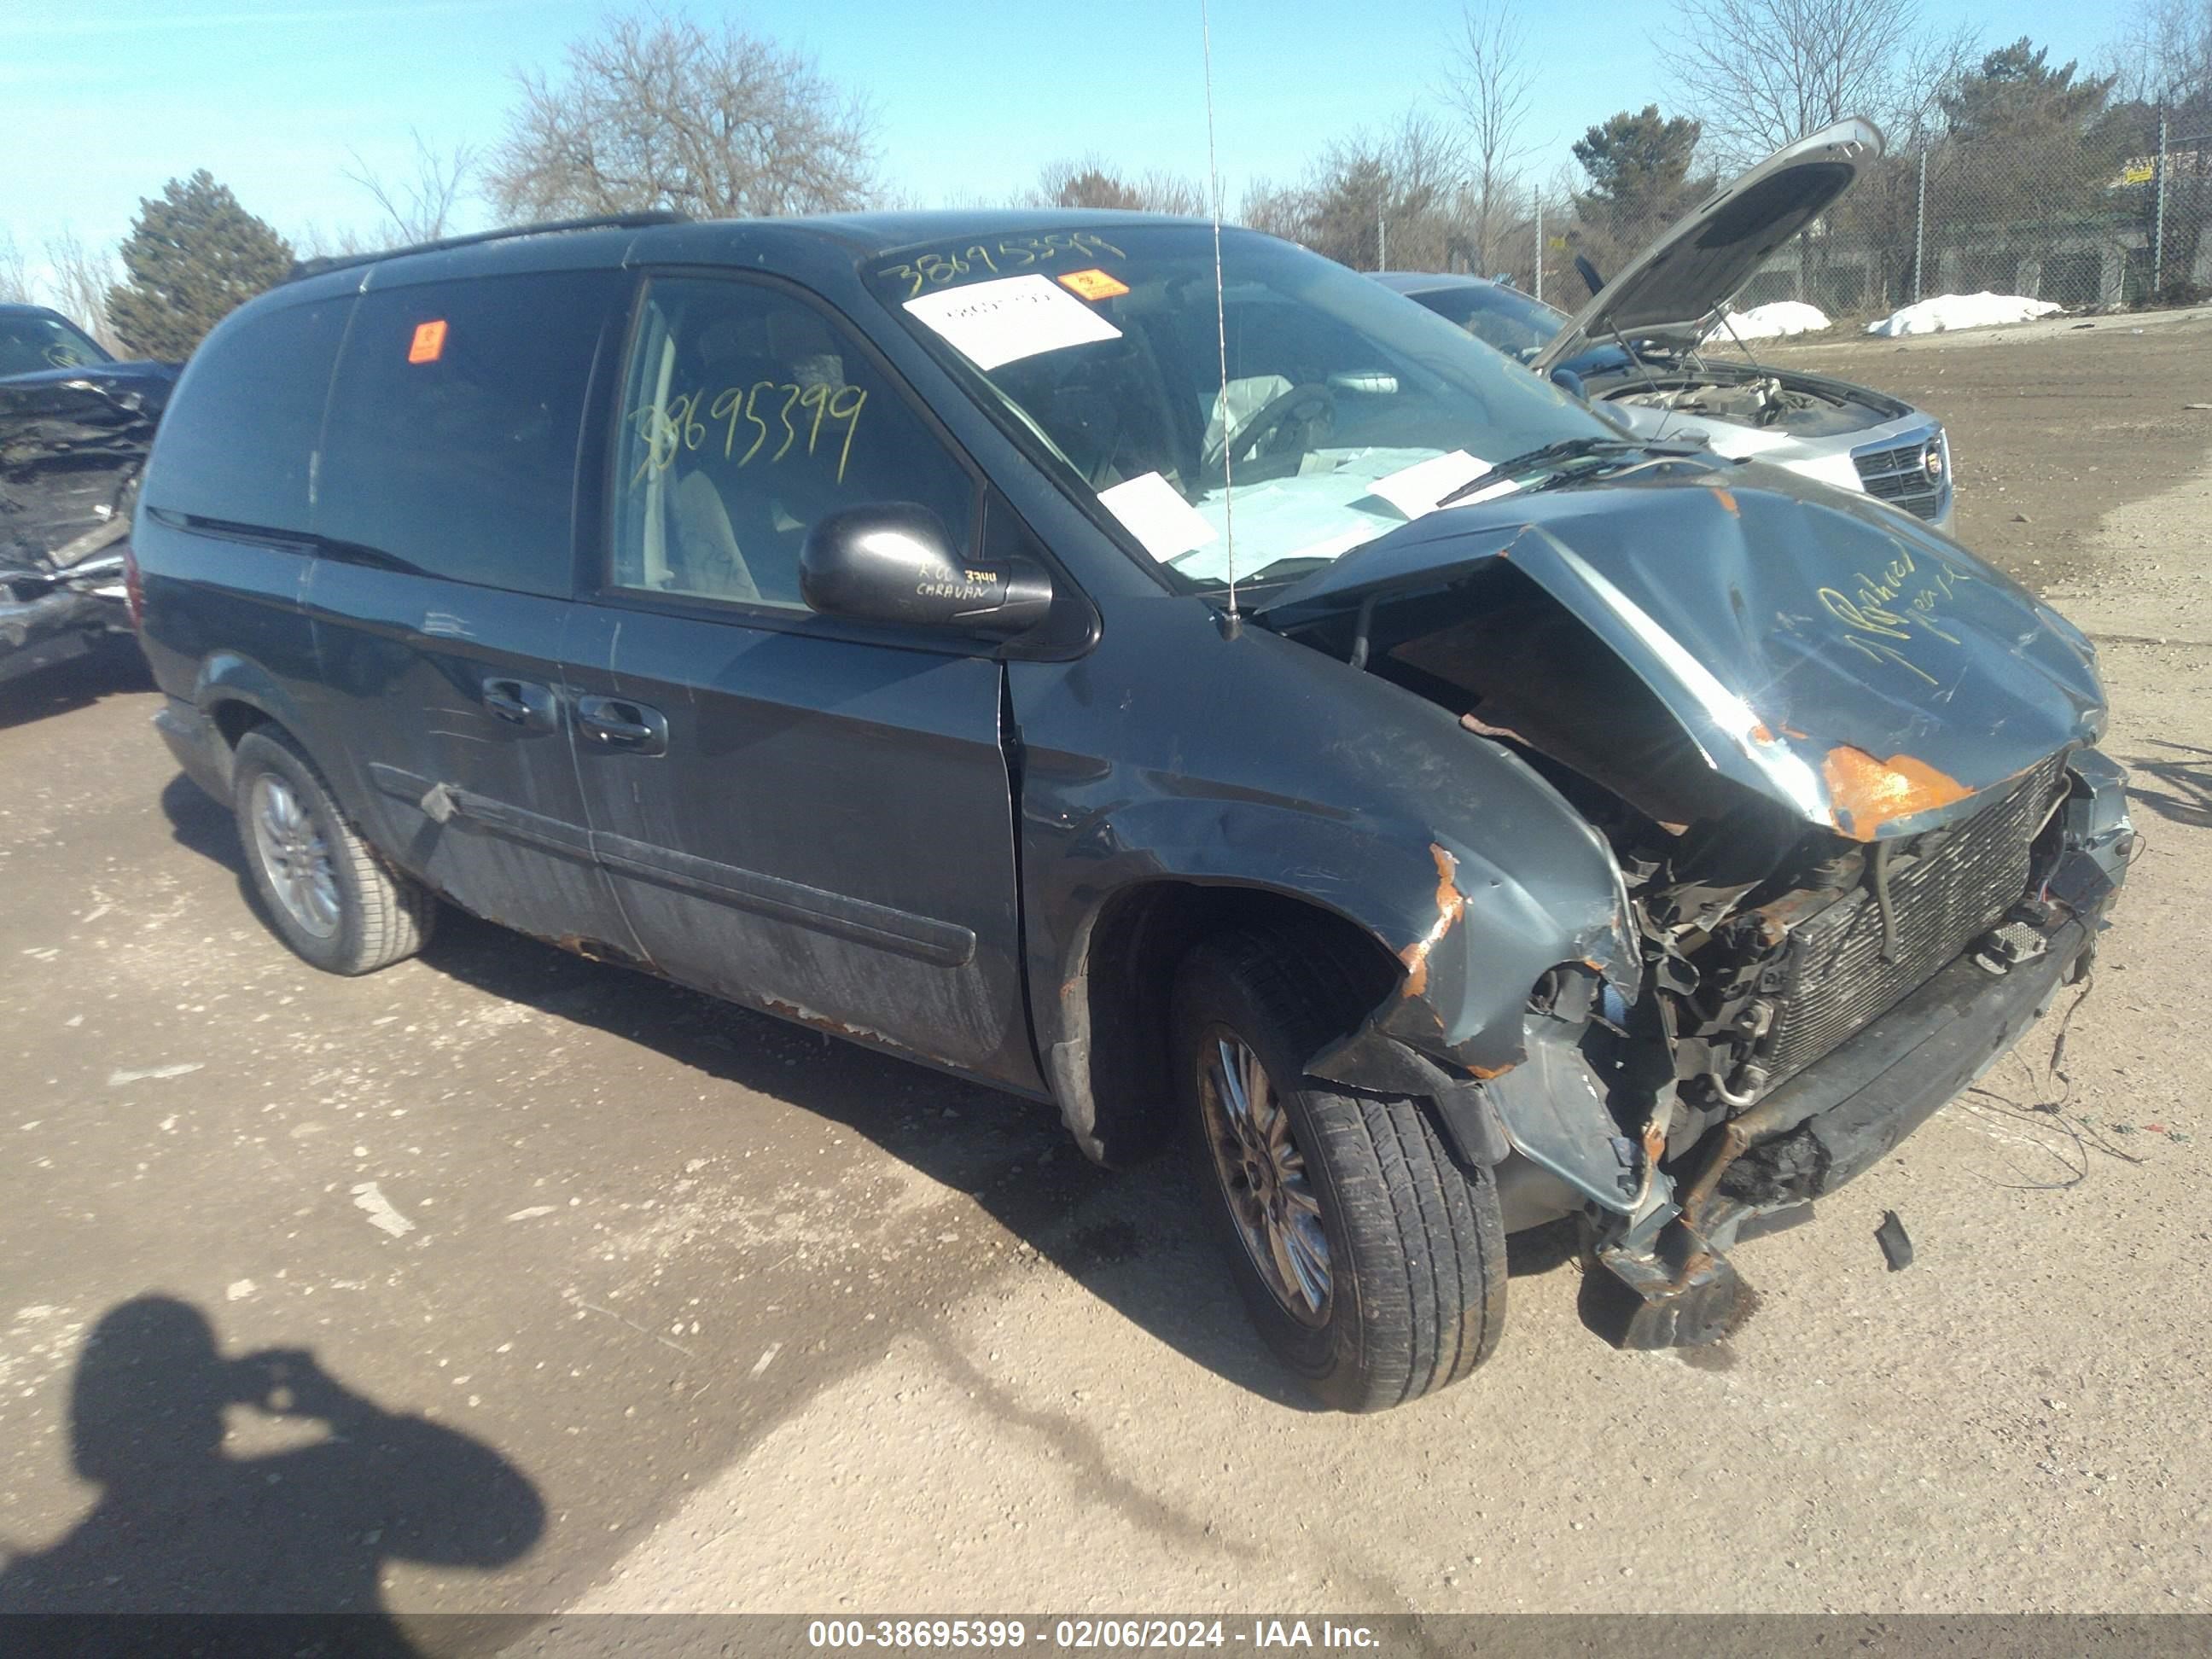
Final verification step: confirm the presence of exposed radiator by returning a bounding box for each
[1762,754,2067,1084]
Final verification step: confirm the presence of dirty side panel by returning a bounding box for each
[564,603,1039,1091]
[304,565,639,955]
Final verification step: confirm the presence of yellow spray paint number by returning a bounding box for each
[631,381,870,486]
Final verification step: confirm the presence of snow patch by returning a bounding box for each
[1711,301,1831,341]
[1867,292,2064,337]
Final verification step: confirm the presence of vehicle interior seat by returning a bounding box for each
[664,319,780,603]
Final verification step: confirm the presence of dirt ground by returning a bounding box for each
[1770,301,2212,589]
[0,320,2208,1630]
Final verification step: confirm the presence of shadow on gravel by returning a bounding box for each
[156,775,1321,1413]
[0,637,150,734]
[0,1295,542,1643]
[2125,738,2212,830]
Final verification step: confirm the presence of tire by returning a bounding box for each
[231,726,435,975]
[1173,928,1507,1412]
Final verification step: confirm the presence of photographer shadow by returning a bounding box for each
[0,1295,543,1645]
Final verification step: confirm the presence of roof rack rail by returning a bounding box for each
[288,210,691,282]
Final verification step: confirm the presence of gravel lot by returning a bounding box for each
[1,317,2207,1630]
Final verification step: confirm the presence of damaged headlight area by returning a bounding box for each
[0,364,173,686]
[1260,485,2132,1349]
[1502,745,2129,1348]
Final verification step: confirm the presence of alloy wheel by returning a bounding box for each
[1197,1029,1332,1324]
[248,773,341,940]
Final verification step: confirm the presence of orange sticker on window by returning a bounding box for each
[407,319,448,364]
[1057,268,1130,301]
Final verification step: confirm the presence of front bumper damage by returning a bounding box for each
[1322,748,2133,1348]
[0,557,131,688]
[1,364,169,687]
[1589,748,2132,1347]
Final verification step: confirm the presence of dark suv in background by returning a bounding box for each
[131,189,2130,1409]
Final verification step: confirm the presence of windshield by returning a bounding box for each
[1406,282,1567,363]
[0,311,112,377]
[864,225,1607,591]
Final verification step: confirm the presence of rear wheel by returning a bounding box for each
[231,727,434,975]
[1173,928,1507,1412]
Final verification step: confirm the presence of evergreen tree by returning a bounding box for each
[1929,40,2122,240]
[1940,39,2118,143]
[106,171,293,361]
[1571,107,1708,224]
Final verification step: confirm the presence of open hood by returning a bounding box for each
[1531,119,1883,375]
[1254,468,2104,842]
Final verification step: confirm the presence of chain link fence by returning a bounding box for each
[1454,118,2212,326]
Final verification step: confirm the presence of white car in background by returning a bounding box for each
[1379,120,1953,530]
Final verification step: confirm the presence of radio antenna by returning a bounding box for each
[1201,0,1238,626]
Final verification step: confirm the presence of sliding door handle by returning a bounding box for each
[481,677,558,732]
[576,694,668,755]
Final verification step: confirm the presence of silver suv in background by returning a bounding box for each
[1379,121,1953,530]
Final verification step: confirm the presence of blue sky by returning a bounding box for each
[2,0,2128,272]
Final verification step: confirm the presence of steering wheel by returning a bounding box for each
[1200,381,1335,487]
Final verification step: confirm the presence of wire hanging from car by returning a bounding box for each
[1201,0,1239,633]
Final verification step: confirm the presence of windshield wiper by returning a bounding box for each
[1434,437,1656,509]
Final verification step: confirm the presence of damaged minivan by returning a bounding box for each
[134,137,2130,1410]
[1,306,176,686]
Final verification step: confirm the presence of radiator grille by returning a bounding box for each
[1762,755,2065,1084]
[1851,433,1948,521]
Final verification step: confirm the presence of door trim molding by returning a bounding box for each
[366,763,596,858]
[592,830,978,968]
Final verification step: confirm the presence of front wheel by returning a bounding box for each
[1173,929,1507,1411]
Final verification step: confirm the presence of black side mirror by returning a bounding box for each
[1575,254,1605,298]
[800,504,1054,639]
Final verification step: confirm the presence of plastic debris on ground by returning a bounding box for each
[1874,1209,1914,1272]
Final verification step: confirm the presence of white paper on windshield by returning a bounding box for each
[904,274,1122,370]
[1365,450,1495,519]
[1284,524,1381,565]
[1098,472,1217,562]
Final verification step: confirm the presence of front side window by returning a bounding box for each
[864,225,1607,593]
[0,311,111,376]
[608,277,975,610]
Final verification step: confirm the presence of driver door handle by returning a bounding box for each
[576,694,668,756]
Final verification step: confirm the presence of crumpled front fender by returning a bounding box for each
[1307,816,1639,1196]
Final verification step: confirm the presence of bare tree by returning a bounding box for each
[0,230,32,305]
[1441,3,1535,270]
[2110,0,2212,100]
[1659,0,1970,163]
[1879,23,1984,155]
[1030,157,1206,214]
[484,6,881,221]
[343,129,478,245]
[1237,177,1307,240]
[291,221,380,263]
[44,229,122,350]
[1240,112,1469,271]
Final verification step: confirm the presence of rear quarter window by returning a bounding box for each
[315,269,627,597]
[142,295,352,536]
